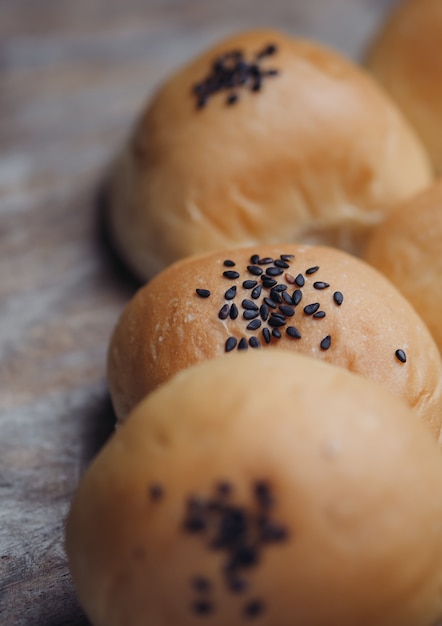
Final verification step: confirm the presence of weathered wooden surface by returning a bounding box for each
[0,0,399,623]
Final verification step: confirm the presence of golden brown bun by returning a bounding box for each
[107,243,442,439]
[109,29,432,279]
[68,351,442,626]
[364,180,442,356]
[366,0,442,173]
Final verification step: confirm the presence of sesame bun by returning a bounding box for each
[366,0,442,173]
[108,29,432,280]
[364,180,442,357]
[67,351,442,626]
[107,243,442,439]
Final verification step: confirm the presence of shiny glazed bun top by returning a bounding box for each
[366,0,442,173]
[68,351,442,626]
[107,244,442,440]
[109,29,432,279]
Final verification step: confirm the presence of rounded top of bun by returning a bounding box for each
[364,179,442,356]
[107,243,442,439]
[366,0,442,173]
[68,350,442,626]
[109,28,432,279]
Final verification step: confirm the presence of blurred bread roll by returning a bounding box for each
[109,29,432,279]
[67,351,442,626]
[366,0,442,173]
[107,243,442,439]
[364,180,442,355]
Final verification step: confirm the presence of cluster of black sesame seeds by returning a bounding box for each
[192,44,279,109]
[183,480,288,619]
[195,252,342,354]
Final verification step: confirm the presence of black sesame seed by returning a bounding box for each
[271,312,286,321]
[250,254,260,264]
[230,303,239,319]
[249,336,261,348]
[225,337,238,352]
[228,577,248,593]
[249,63,260,77]
[242,299,258,311]
[279,305,295,317]
[217,481,232,497]
[243,280,257,289]
[313,311,326,319]
[274,259,289,268]
[282,291,292,304]
[247,319,262,331]
[260,303,269,321]
[225,286,237,300]
[280,253,294,261]
[258,257,274,265]
[192,600,214,615]
[247,265,263,276]
[244,599,265,619]
[306,266,319,275]
[192,576,212,593]
[273,283,287,292]
[268,316,286,328]
[263,297,277,309]
[149,483,164,501]
[238,338,248,350]
[223,259,236,267]
[251,285,262,299]
[269,289,282,304]
[218,304,230,320]
[292,289,303,306]
[266,266,284,276]
[196,288,211,298]
[286,326,301,339]
[243,310,259,320]
[272,328,282,338]
[320,335,332,351]
[184,517,207,533]
[262,328,271,344]
[313,281,330,290]
[261,277,277,289]
[227,92,239,105]
[295,273,305,287]
[395,349,407,364]
[237,544,259,567]
[255,481,274,509]
[304,303,320,315]
[333,291,344,306]
[260,520,288,542]
[223,270,240,279]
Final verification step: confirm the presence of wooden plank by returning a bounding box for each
[0,0,400,623]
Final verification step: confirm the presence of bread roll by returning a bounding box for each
[108,29,432,280]
[107,243,442,439]
[364,180,442,355]
[366,0,442,173]
[67,350,442,626]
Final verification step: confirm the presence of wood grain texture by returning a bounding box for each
[0,0,400,623]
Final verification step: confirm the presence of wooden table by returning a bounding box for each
[0,0,399,623]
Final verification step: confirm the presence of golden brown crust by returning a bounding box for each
[107,243,442,439]
[109,29,432,279]
[364,180,442,358]
[366,0,442,173]
[68,351,442,626]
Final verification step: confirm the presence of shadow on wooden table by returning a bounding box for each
[95,176,143,296]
